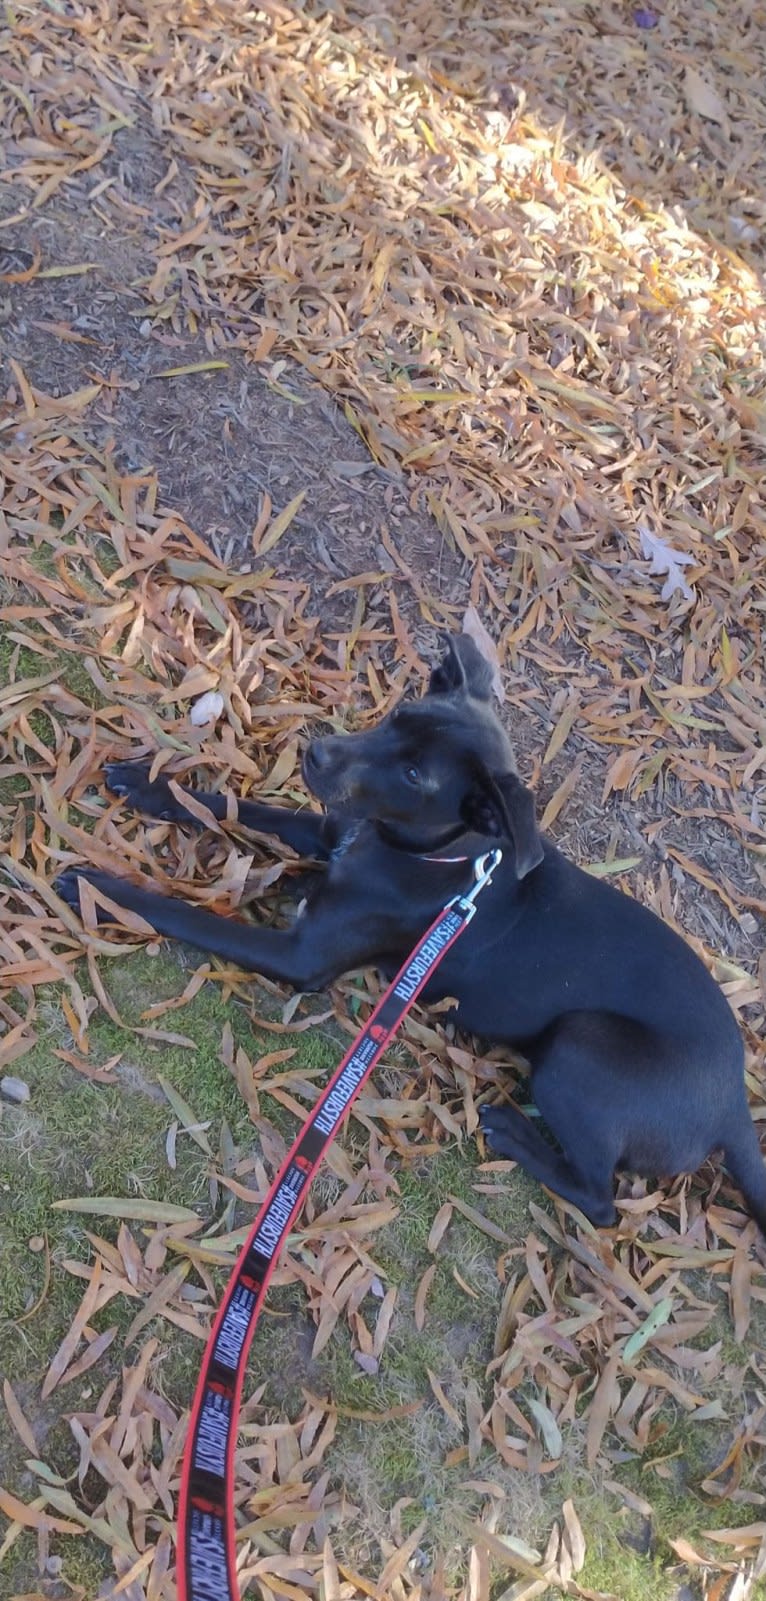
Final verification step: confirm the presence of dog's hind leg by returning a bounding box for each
[723,1116,766,1235]
[479,1102,619,1226]
[480,1012,660,1228]
[488,1010,766,1236]
[105,762,331,858]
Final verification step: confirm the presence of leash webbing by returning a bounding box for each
[177,850,501,1601]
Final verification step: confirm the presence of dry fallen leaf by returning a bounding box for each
[2,1380,38,1455]
[684,66,728,125]
[256,489,307,555]
[638,524,696,602]
[154,360,230,378]
[1,6,765,1598]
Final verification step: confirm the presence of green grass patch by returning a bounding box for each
[1,947,764,1598]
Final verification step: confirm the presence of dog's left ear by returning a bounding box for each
[462,768,543,879]
[429,636,494,701]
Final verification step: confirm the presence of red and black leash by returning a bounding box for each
[177,849,501,1601]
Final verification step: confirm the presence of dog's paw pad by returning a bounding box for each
[478,1104,516,1154]
[441,1005,459,1042]
[54,871,127,925]
[105,761,151,789]
[104,762,179,819]
[478,1104,502,1130]
[54,871,87,909]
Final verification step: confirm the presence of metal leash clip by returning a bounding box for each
[449,847,503,920]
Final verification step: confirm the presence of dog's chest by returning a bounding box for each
[329,821,362,861]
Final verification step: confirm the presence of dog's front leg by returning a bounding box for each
[105,762,333,859]
[55,868,373,991]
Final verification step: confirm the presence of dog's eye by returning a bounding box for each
[403,765,420,786]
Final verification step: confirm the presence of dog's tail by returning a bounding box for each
[723,1118,766,1236]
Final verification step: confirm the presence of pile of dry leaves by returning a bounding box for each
[2,0,766,1597]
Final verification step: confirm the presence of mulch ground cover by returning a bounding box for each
[1,1,766,1597]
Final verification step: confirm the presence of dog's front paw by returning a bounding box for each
[105,761,181,821]
[55,869,86,910]
[54,869,120,922]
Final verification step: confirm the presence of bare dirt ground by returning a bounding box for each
[1,172,458,606]
[4,171,762,971]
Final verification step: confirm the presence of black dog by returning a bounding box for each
[56,636,766,1233]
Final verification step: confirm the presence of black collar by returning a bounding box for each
[375,820,493,862]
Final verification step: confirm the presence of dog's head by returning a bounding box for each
[303,636,543,879]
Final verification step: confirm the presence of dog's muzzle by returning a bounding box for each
[303,737,349,801]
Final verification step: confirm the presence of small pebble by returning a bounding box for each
[0,1075,31,1104]
[634,6,659,25]
[353,1350,379,1375]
